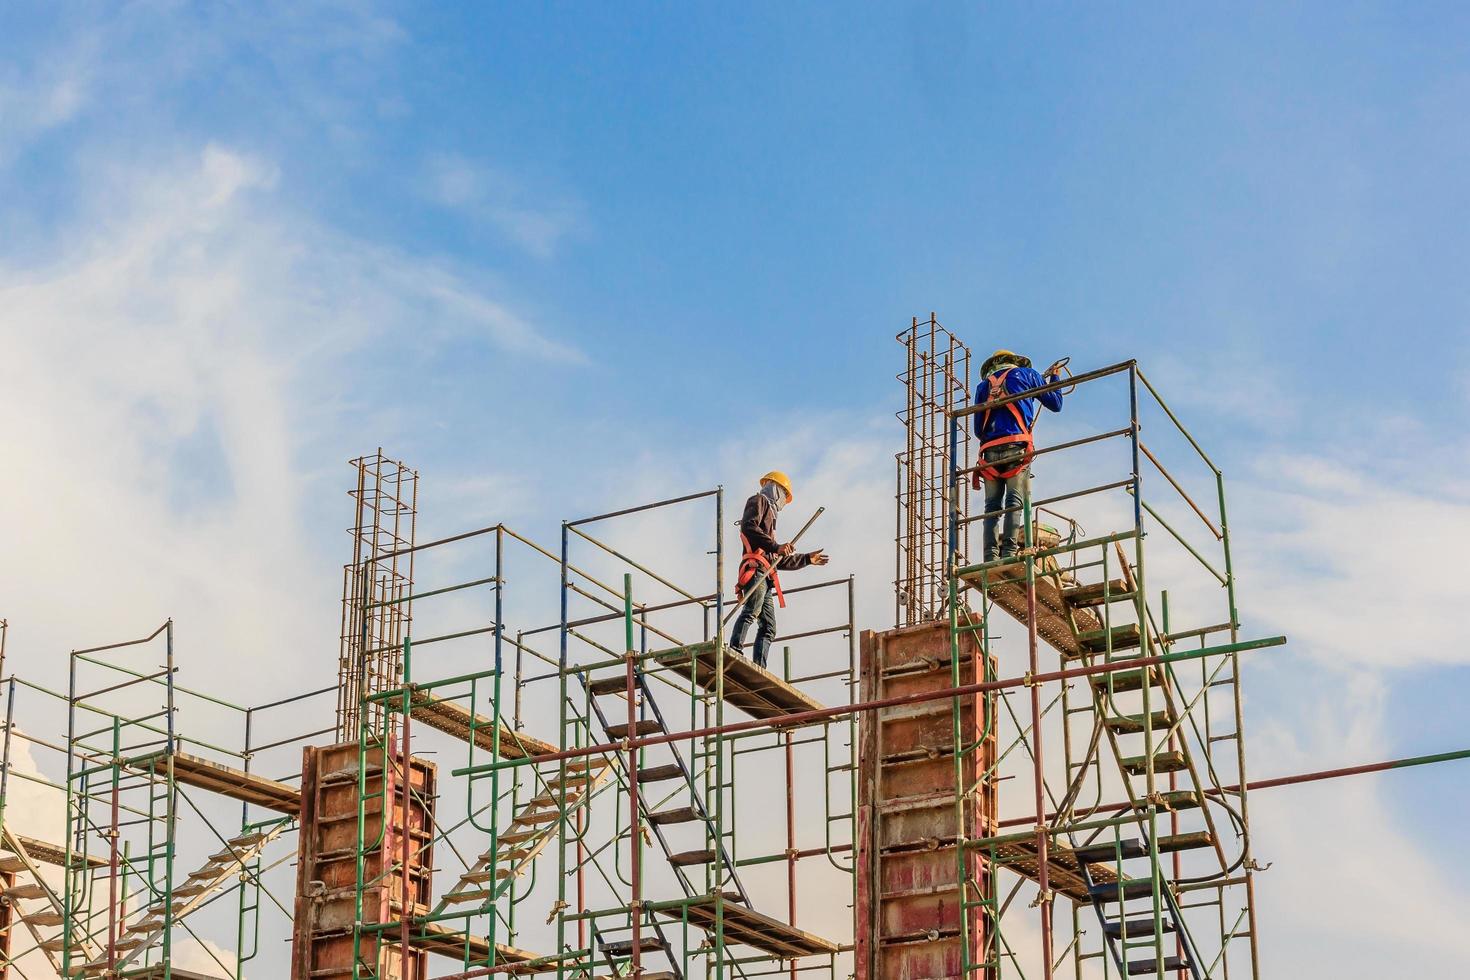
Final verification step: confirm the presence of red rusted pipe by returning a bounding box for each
[786,729,797,980]
[461,638,1286,776]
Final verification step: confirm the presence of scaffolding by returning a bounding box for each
[3,336,1470,980]
[942,358,1274,979]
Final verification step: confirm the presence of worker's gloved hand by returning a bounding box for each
[808,550,830,566]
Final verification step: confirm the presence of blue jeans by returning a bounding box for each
[982,446,1031,561]
[730,576,777,668]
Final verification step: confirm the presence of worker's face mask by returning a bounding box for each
[760,482,786,513]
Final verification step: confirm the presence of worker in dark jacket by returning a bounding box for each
[973,350,1065,561]
[730,471,829,668]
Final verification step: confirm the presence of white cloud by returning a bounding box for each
[423,152,584,258]
[0,142,582,706]
[1234,450,1470,668]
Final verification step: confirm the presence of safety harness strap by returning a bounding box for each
[737,531,787,608]
[974,369,1036,487]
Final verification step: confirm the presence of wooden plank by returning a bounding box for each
[661,894,840,957]
[2,834,106,870]
[412,922,548,974]
[651,642,825,723]
[959,564,1092,657]
[408,691,557,759]
[160,753,300,815]
[990,840,1119,904]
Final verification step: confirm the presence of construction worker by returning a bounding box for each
[973,350,1065,561]
[730,471,829,669]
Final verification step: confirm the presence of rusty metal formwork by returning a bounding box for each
[337,451,418,742]
[856,618,997,980]
[896,316,971,628]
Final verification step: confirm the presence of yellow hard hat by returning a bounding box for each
[982,349,1032,375]
[760,470,794,503]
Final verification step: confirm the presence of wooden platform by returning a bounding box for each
[960,564,1133,660]
[661,894,840,957]
[990,838,1120,904]
[408,690,557,759]
[149,752,301,815]
[651,642,825,723]
[3,833,105,869]
[414,922,549,974]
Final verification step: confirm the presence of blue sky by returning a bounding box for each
[3,3,1469,977]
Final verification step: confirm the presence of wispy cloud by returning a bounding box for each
[0,141,583,696]
[423,152,584,258]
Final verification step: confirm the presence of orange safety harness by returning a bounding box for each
[972,368,1035,490]
[736,530,787,608]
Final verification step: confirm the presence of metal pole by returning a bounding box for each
[623,573,642,978]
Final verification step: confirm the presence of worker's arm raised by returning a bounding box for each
[776,549,827,571]
[1017,366,1063,413]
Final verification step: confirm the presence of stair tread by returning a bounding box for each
[1105,917,1176,939]
[1104,710,1174,735]
[1075,831,1215,866]
[1127,955,1189,975]
[637,763,685,783]
[588,675,634,696]
[1089,878,1162,902]
[1063,579,1134,607]
[1077,622,1143,653]
[1121,750,1188,775]
[1134,790,1202,811]
[649,806,701,825]
[668,849,717,867]
[601,936,667,956]
[605,720,663,739]
[1091,667,1163,693]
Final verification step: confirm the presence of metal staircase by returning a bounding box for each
[962,542,1245,979]
[580,665,750,978]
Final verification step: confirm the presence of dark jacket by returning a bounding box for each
[739,493,813,571]
[974,366,1064,442]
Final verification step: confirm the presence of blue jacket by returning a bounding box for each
[974,367,1064,442]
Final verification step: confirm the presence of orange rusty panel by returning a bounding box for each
[879,935,964,980]
[291,741,438,980]
[857,619,998,980]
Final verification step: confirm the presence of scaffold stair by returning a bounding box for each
[1,828,101,974]
[74,822,289,976]
[963,545,1239,978]
[434,756,615,911]
[592,917,685,980]
[581,667,752,908]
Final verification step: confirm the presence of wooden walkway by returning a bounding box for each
[659,894,839,958]
[2,833,105,869]
[651,642,825,723]
[154,752,301,815]
[990,839,1121,903]
[414,922,549,974]
[959,563,1139,660]
[408,690,557,759]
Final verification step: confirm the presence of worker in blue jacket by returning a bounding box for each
[972,349,1064,561]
